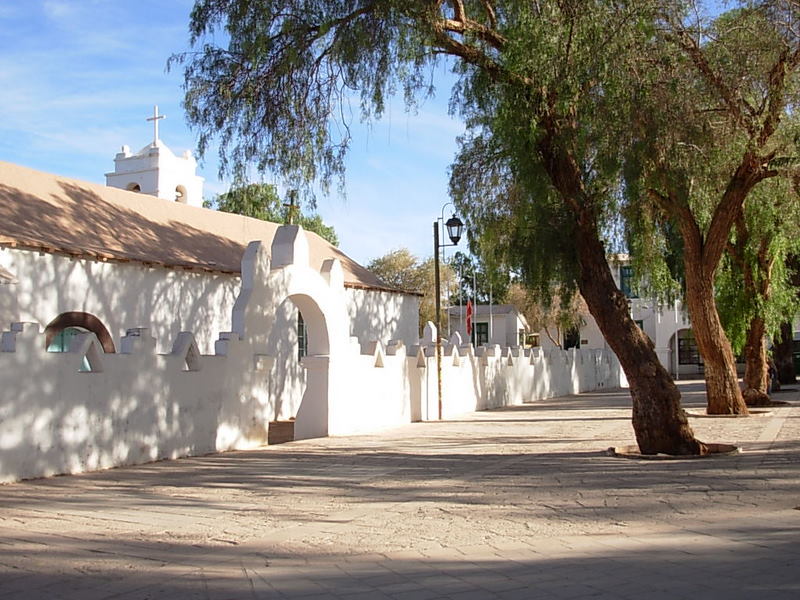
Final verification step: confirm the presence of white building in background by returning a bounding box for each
[574,257,701,378]
[447,258,703,378]
[447,304,530,348]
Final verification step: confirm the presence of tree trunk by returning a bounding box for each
[574,215,705,455]
[538,121,704,454]
[742,315,771,406]
[773,321,796,385]
[683,250,749,415]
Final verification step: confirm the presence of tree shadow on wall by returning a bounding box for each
[0,182,245,272]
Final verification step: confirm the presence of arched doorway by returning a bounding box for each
[232,237,348,443]
[265,293,331,444]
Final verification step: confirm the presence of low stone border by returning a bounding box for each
[685,409,773,418]
[608,443,740,460]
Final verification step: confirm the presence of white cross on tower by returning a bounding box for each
[146,105,166,144]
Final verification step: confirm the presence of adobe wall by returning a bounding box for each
[0,226,626,484]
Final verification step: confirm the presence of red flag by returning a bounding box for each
[466,299,473,337]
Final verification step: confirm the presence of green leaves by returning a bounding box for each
[177,1,439,192]
[206,182,339,245]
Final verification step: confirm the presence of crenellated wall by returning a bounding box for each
[0,226,626,484]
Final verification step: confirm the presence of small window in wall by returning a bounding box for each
[44,312,116,353]
[175,185,188,203]
[518,329,526,347]
[47,326,91,372]
[126,183,141,192]
[526,333,541,347]
[473,322,489,346]
[298,312,308,359]
[620,265,637,298]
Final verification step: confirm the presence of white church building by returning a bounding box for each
[0,114,625,483]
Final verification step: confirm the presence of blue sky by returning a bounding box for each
[0,0,467,265]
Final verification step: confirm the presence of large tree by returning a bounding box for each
[177,0,703,454]
[626,4,800,415]
[717,179,800,404]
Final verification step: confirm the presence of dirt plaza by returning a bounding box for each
[0,381,797,599]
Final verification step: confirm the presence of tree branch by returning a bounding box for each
[480,0,497,30]
[439,17,507,50]
[703,152,776,274]
[667,22,756,138]
[757,44,800,147]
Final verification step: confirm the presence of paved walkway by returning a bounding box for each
[0,381,798,599]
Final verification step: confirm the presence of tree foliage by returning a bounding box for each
[717,179,800,355]
[449,251,509,304]
[178,0,708,453]
[367,247,455,334]
[505,281,586,348]
[620,2,800,413]
[204,183,339,245]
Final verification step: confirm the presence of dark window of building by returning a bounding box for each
[620,265,637,298]
[526,333,541,347]
[47,326,91,372]
[564,328,580,350]
[678,330,700,365]
[473,322,489,346]
[298,312,308,359]
[44,311,115,353]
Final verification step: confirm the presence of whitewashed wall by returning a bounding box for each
[0,247,418,353]
[0,243,418,424]
[0,247,239,354]
[0,227,626,484]
[413,332,625,421]
[346,288,420,347]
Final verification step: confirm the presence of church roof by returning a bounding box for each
[0,161,402,294]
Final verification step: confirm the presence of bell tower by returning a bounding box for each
[105,106,204,207]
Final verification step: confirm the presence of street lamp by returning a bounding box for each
[434,211,464,420]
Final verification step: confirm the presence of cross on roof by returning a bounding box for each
[283,190,300,225]
[146,105,166,144]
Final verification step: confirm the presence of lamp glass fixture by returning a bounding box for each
[445,215,464,245]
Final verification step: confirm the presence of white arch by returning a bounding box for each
[230,227,351,440]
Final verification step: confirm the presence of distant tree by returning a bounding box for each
[505,282,587,348]
[773,254,800,385]
[204,183,339,246]
[367,248,425,291]
[367,248,455,335]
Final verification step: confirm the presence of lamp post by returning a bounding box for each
[434,213,464,420]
